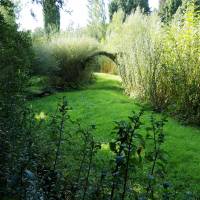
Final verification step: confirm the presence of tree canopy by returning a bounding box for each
[87,0,107,41]
[159,0,200,22]
[109,0,150,20]
[33,0,65,33]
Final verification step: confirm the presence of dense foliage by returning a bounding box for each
[32,33,100,89]
[106,2,200,124]
[0,0,33,196]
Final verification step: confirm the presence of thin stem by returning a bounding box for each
[110,144,124,200]
[77,145,87,184]
[92,171,105,200]
[71,141,88,200]
[82,142,94,200]
[110,164,120,200]
[151,122,158,175]
[53,108,66,171]
[121,131,134,200]
[146,120,159,198]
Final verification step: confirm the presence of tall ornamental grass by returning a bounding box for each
[32,33,100,88]
[106,3,200,124]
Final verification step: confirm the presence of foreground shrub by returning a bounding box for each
[32,33,100,89]
[0,0,33,197]
[106,3,200,124]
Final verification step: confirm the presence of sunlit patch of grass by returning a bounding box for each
[94,73,121,82]
[101,143,110,151]
[35,111,47,121]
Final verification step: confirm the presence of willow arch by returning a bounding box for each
[81,51,118,69]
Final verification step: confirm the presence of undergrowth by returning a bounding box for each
[1,96,199,199]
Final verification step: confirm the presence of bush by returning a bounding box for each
[162,3,200,123]
[106,4,200,124]
[32,33,100,89]
[106,9,166,109]
[0,0,33,196]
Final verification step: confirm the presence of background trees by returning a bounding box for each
[87,0,107,41]
[109,0,150,20]
[33,0,66,33]
[43,0,61,33]
[159,0,200,22]
[159,0,182,21]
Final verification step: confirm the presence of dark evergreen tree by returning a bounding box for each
[33,0,65,33]
[43,0,60,33]
[109,0,150,20]
[109,0,119,20]
[138,0,150,13]
[159,0,200,22]
[159,0,182,21]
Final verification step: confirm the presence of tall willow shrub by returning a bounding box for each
[107,3,200,124]
[163,3,200,123]
[106,9,166,110]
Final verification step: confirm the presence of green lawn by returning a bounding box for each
[31,73,200,192]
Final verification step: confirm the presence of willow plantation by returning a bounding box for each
[0,0,200,199]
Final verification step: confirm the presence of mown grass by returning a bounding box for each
[31,73,200,192]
